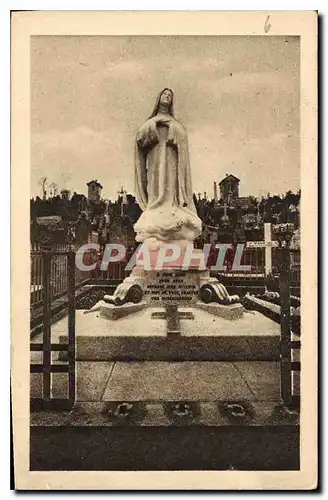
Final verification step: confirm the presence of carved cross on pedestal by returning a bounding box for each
[151,305,194,335]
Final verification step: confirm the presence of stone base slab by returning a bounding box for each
[48,309,280,362]
[100,302,146,320]
[194,301,244,320]
[57,307,280,361]
[64,335,280,361]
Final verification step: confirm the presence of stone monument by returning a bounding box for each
[87,88,243,331]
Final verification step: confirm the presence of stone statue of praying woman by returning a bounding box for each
[134,88,202,243]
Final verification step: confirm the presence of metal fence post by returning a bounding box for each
[279,245,292,406]
[42,251,51,402]
[67,250,76,406]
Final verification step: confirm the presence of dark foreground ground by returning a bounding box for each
[30,425,299,471]
[30,359,299,471]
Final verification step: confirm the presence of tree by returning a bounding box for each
[49,182,58,197]
[38,176,47,200]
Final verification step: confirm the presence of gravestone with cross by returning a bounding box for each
[245,223,278,275]
[220,202,230,225]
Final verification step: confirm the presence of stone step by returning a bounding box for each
[30,360,282,402]
[54,308,280,361]
[58,333,280,361]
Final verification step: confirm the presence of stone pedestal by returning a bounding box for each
[88,241,243,326]
[194,302,244,321]
[136,239,206,270]
[141,267,207,306]
[57,309,280,361]
[100,302,146,320]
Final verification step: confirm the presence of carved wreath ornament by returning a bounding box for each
[172,402,192,418]
[113,402,134,420]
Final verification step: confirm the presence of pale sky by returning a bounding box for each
[31,35,300,200]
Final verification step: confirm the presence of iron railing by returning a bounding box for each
[30,250,76,411]
[30,244,97,309]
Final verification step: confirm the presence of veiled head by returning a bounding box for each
[149,88,174,118]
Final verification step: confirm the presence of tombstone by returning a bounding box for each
[246,223,278,275]
[84,89,244,338]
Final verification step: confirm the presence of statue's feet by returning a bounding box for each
[199,279,240,305]
[83,300,106,314]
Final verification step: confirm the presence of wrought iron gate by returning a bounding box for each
[30,250,76,411]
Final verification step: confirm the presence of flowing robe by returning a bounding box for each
[134,113,202,242]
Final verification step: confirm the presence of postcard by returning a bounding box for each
[11,10,317,490]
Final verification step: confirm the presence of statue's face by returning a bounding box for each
[160,89,173,107]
